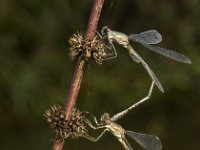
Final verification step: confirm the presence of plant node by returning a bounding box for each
[44,105,87,139]
[68,32,107,64]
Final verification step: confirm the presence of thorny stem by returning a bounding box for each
[51,0,105,150]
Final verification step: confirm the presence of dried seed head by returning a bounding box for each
[68,32,84,61]
[68,32,107,64]
[44,105,68,138]
[44,105,87,139]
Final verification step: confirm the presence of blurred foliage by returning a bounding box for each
[0,0,200,150]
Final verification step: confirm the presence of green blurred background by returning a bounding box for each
[0,0,199,149]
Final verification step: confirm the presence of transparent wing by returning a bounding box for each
[142,44,192,64]
[129,30,162,45]
[125,131,162,150]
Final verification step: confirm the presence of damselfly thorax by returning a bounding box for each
[103,27,129,47]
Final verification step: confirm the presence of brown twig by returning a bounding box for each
[51,0,105,150]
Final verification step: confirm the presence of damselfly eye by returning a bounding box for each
[100,113,110,124]
[101,26,109,36]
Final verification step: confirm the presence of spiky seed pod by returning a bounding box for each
[82,35,107,64]
[44,105,68,138]
[68,32,107,64]
[66,108,88,138]
[44,105,87,139]
[68,32,84,61]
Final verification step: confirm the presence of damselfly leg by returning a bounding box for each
[96,30,118,60]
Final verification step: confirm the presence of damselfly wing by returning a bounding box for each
[128,30,162,45]
[125,131,162,150]
[128,30,192,64]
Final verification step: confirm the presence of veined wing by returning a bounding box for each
[125,131,162,150]
[142,44,192,64]
[129,30,162,45]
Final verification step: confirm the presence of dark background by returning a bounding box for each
[0,0,199,149]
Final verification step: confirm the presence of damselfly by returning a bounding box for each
[84,82,162,150]
[100,26,192,93]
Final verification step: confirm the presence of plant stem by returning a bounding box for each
[86,0,105,38]
[51,0,105,150]
[64,57,85,119]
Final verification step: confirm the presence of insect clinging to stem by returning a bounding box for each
[84,81,162,150]
[99,26,192,93]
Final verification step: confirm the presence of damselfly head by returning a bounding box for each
[100,113,111,125]
[101,26,110,36]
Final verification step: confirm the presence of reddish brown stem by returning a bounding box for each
[51,0,105,150]
[64,57,84,119]
[86,0,105,38]
[52,138,64,150]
